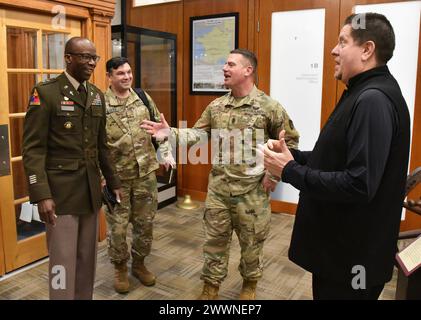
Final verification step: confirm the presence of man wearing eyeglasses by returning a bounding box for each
[23,37,122,300]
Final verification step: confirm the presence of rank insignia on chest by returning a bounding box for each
[64,121,74,129]
[29,89,41,106]
[61,100,75,112]
[92,93,102,106]
[61,105,75,112]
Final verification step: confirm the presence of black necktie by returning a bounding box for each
[78,84,87,105]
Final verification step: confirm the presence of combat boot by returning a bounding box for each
[197,282,219,300]
[239,280,257,300]
[113,262,129,293]
[132,258,156,286]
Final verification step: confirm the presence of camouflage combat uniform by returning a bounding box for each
[104,88,166,264]
[171,85,299,285]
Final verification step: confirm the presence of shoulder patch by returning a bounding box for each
[39,77,58,86]
[29,89,41,106]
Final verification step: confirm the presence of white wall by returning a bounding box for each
[270,9,326,203]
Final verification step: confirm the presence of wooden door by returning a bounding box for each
[0,9,80,273]
[256,0,341,214]
[0,205,4,275]
[338,0,421,231]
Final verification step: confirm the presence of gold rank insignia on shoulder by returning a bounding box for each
[29,89,41,106]
[64,121,74,129]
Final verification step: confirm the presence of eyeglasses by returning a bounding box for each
[66,53,101,63]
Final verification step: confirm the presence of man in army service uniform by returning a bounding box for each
[142,49,299,300]
[103,57,174,293]
[22,37,122,300]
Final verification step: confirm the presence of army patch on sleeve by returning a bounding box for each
[29,89,41,106]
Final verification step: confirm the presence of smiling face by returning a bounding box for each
[107,63,133,92]
[65,39,97,83]
[331,24,365,85]
[222,53,253,89]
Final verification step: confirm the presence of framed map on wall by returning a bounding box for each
[190,12,239,95]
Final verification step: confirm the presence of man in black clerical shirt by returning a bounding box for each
[260,13,410,300]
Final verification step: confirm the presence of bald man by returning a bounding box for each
[23,37,122,299]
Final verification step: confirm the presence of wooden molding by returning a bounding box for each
[271,200,297,215]
[89,7,114,20]
[0,203,5,276]
[0,0,89,18]
[91,19,112,90]
[0,0,116,21]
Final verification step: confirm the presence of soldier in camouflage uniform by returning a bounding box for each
[142,49,299,300]
[103,57,173,293]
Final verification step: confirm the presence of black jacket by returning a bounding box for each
[284,66,410,286]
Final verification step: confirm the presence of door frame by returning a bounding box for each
[0,8,80,272]
[0,205,5,276]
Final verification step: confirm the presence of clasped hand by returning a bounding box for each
[257,130,294,181]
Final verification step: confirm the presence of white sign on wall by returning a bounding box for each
[270,9,326,203]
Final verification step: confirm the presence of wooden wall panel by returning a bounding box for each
[182,0,253,196]
[127,0,256,199]
[91,17,111,90]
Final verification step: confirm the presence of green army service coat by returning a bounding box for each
[22,73,121,215]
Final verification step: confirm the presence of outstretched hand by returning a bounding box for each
[140,113,171,141]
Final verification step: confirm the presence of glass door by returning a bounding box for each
[0,9,80,273]
[112,26,177,208]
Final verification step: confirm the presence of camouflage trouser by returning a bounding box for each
[105,172,157,264]
[201,183,271,286]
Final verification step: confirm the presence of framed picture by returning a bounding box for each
[190,12,239,95]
